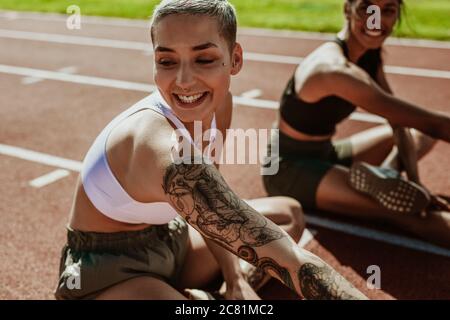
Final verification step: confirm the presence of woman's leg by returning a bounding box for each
[348,125,436,165]
[245,196,305,243]
[315,165,450,247]
[176,196,305,290]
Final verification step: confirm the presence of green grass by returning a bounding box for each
[0,0,449,40]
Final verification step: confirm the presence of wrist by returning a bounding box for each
[223,269,245,286]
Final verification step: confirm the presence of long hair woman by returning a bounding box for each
[263,0,450,247]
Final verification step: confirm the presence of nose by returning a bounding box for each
[176,63,196,91]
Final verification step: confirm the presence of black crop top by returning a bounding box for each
[279,38,382,136]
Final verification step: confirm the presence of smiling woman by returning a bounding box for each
[151,12,241,124]
[54,0,367,300]
[263,0,450,249]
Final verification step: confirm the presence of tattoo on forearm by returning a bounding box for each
[238,246,296,292]
[163,162,285,248]
[298,263,360,300]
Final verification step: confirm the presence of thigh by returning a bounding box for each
[96,276,187,300]
[263,159,333,209]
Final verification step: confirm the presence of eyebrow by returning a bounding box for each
[154,42,218,53]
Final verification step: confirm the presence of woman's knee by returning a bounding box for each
[412,130,437,156]
[275,197,305,243]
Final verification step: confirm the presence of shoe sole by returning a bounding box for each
[349,162,430,215]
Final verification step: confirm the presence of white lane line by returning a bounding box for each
[299,228,316,248]
[0,143,82,172]
[244,52,303,65]
[1,142,447,257]
[0,29,151,51]
[29,169,70,188]
[1,29,449,80]
[22,65,77,85]
[0,10,149,28]
[385,65,450,80]
[22,76,43,85]
[241,89,263,99]
[0,64,156,92]
[0,64,387,124]
[239,28,450,50]
[1,10,449,49]
[305,214,450,258]
[349,112,386,124]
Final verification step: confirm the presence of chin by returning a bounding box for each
[353,26,391,50]
[171,104,216,124]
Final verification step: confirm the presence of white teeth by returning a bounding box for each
[365,29,383,37]
[176,93,205,104]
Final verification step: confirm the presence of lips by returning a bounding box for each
[173,92,209,108]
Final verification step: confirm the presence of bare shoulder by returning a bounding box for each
[107,108,177,202]
[295,42,349,101]
[297,42,347,79]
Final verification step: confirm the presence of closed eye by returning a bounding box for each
[197,59,215,65]
[158,60,176,67]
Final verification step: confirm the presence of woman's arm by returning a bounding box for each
[161,159,367,300]
[376,65,420,182]
[203,237,261,299]
[304,60,450,142]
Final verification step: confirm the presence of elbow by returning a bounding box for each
[425,113,450,143]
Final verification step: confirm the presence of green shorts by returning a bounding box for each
[54,216,189,300]
[263,130,353,209]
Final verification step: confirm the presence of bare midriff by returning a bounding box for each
[68,178,152,233]
[278,117,333,142]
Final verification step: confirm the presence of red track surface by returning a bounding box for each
[0,12,449,300]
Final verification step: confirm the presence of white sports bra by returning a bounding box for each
[81,90,217,225]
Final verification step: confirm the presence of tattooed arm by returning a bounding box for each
[162,160,367,300]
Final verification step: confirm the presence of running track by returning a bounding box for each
[0,11,449,300]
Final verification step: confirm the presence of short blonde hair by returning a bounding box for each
[150,0,237,52]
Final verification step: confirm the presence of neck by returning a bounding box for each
[183,112,214,144]
[338,26,368,63]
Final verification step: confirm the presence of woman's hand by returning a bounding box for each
[220,277,262,300]
[428,195,450,212]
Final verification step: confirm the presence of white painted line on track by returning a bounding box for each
[0,64,156,92]
[0,64,387,124]
[0,143,82,172]
[2,142,448,257]
[1,10,449,49]
[29,169,70,188]
[241,89,263,99]
[22,65,77,85]
[385,65,450,80]
[244,52,303,65]
[0,29,151,51]
[0,29,449,80]
[0,10,150,28]
[22,76,43,85]
[299,228,316,248]
[305,214,450,258]
[239,28,450,50]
